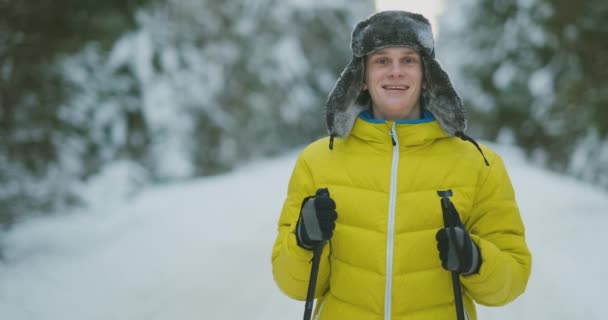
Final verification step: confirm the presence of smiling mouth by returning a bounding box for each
[382,85,409,90]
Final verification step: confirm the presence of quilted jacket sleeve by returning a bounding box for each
[461,150,532,306]
[271,152,331,300]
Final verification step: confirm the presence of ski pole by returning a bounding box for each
[437,190,465,320]
[303,240,326,320]
[301,188,330,320]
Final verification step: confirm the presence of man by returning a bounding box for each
[272,10,531,320]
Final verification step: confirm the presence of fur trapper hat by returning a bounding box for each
[326,10,466,139]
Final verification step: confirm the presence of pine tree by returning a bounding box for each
[93,0,375,178]
[437,0,608,187]
[0,0,375,226]
[0,0,155,225]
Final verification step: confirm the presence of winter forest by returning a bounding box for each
[1,0,608,319]
[2,0,607,226]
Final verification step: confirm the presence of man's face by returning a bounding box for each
[363,47,424,121]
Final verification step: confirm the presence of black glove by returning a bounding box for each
[436,226,481,275]
[296,188,338,250]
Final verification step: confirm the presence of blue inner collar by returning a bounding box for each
[359,110,435,124]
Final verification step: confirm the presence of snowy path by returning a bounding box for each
[0,144,606,319]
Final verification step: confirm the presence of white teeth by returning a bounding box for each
[383,86,407,90]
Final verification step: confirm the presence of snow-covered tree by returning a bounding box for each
[437,0,608,187]
[63,0,374,180]
[0,0,154,225]
[109,0,374,178]
[0,0,375,226]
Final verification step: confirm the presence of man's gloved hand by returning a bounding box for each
[296,188,338,250]
[436,226,481,275]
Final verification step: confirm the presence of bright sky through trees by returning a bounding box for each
[375,0,445,34]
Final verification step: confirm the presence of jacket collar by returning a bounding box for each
[350,111,448,148]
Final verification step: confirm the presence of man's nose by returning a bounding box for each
[388,62,403,77]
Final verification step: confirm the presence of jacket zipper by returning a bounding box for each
[385,123,399,320]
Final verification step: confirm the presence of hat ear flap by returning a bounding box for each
[326,57,368,138]
[422,57,467,135]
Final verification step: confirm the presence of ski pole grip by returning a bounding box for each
[316,188,329,197]
[301,188,331,242]
[437,190,454,227]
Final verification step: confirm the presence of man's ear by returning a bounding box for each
[362,82,368,91]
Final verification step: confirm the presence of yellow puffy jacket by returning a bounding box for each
[272,116,532,320]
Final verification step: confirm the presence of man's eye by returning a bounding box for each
[376,58,387,64]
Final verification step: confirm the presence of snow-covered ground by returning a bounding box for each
[0,143,605,319]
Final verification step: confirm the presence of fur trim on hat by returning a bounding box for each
[326,10,466,138]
